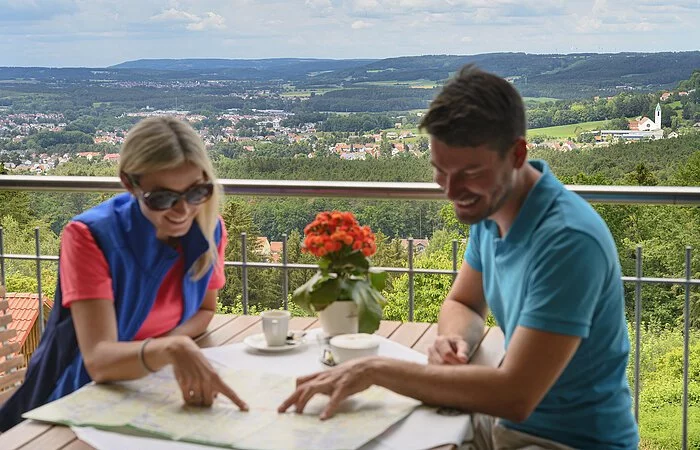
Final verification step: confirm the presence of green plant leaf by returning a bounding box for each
[308,273,342,311]
[352,279,385,334]
[335,250,370,274]
[318,257,331,271]
[291,271,322,313]
[369,268,387,291]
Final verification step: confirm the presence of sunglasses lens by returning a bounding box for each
[145,191,179,211]
[185,184,213,204]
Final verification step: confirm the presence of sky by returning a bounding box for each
[1,0,699,67]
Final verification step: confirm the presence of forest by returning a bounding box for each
[2,133,699,448]
[1,65,700,449]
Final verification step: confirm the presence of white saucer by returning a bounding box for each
[243,333,304,353]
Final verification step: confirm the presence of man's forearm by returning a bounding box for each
[370,357,525,422]
[438,299,485,352]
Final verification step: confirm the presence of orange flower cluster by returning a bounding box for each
[303,211,377,258]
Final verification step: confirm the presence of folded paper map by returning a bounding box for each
[24,368,420,450]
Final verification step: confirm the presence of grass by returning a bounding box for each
[528,119,609,139]
[355,80,440,89]
[523,97,559,103]
[639,405,700,449]
[280,88,341,98]
[629,324,700,449]
[381,127,421,135]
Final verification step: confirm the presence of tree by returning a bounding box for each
[220,199,279,311]
[383,229,465,322]
[0,215,59,299]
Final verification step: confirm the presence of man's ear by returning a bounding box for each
[511,138,528,169]
[119,172,135,194]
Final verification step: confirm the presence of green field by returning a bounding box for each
[528,120,609,139]
[355,80,440,89]
[523,97,559,103]
[280,88,342,98]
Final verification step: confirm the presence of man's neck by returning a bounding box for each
[491,163,542,237]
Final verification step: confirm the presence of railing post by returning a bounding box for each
[241,232,248,315]
[634,246,642,424]
[282,234,288,310]
[35,227,44,334]
[682,246,691,450]
[451,239,458,283]
[0,227,5,286]
[408,238,414,322]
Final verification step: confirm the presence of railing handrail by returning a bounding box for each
[2,175,700,205]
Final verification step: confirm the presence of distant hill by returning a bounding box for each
[305,52,700,98]
[106,52,700,98]
[111,58,376,72]
[1,52,699,98]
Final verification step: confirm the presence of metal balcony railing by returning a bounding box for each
[1,175,699,448]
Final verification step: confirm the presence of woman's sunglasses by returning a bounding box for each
[124,173,214,211]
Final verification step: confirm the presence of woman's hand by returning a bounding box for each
[165,336,248,410]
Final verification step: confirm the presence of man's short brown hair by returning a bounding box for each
[420,64,526,155]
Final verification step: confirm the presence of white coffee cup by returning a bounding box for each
[329,333,380,364]
[261,310,290,347]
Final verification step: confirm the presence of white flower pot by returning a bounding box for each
[318,301,359,337]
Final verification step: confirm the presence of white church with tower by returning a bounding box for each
[634,103,662,131]
[599,102,664,141]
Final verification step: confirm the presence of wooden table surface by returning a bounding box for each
[0,314,505,450]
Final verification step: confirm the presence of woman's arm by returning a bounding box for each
[70,298,185,382]
[165,289,218,338]
[71,298,247,409]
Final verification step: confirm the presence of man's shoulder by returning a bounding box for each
[544,189,613,240]
[531,191,618,261]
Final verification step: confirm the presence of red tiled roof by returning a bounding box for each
[270,242,283,253]
[3,293,53,348]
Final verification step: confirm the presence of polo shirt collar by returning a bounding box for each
[484,160,562,244]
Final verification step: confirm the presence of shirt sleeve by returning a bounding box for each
[519,230,608,338]
[59,221,114,307]
[464,225,483,272]
[207,218,227,290]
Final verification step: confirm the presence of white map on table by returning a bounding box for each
[23,368,420,450]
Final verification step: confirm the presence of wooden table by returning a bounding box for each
[0,315,506,450]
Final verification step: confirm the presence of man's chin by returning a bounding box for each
[454,208,486,225]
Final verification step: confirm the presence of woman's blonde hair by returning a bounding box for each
[119,116,222,280]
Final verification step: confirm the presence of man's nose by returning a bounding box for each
[444,174,461,200]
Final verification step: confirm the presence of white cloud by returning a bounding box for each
[150,8,200,23]
[304,0,332,8]
[150,8,226,31]
[351,20,372,29]
[352,0,381,10]
[1,0,699,66]
[575,15,602,33]
[186,12,226,31]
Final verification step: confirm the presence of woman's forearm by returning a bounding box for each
[165,309,215,339]
[88,336,185,383]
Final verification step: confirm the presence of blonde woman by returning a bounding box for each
[0,117,247,431]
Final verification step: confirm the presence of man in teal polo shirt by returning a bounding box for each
[279,65,639,449]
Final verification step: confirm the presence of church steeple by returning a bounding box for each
[654,103,661,130]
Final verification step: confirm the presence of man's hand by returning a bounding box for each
[428,335,469,365]
[278,357,378,420]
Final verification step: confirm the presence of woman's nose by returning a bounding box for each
[171,197,190,215]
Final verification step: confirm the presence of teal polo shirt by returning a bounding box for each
[465,160,638,449]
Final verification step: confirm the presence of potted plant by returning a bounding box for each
[292,211,387,336]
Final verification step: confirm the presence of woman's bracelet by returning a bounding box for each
[139,338,156,373]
